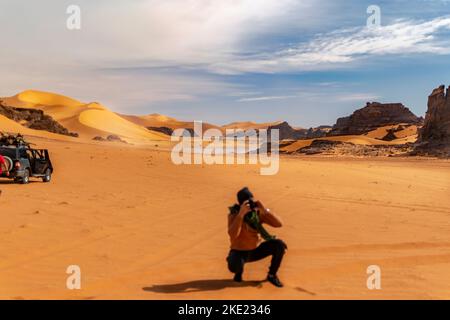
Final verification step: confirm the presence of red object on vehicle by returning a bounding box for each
[0,154,5,175]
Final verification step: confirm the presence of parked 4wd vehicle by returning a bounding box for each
[0,145,53,184]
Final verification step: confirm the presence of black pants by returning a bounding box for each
[227,239,287,276]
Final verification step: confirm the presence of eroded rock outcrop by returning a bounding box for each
[147,126,174,136]
[419,85,450,144]
[92,135,127,143]
[331,102,422,136]
[267,122,331,140]
[295,139,414,157]
[413,85,450,157]
[267,122,305,140]
[0,101,78,137]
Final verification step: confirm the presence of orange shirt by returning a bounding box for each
[228,211,282,251]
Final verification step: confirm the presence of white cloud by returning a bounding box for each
[0,0,313,105]
[236,89,379,104]
[2,2,450,76]
[210,16,450,74]
[0,0,449,113]
[238,95,297,102]
[336,93,381,102]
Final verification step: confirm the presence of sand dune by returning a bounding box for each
[222,121,284,130]
[394,125,420,139]
[0,138,449,299]
[365,124,419,141]
[121,113,221,132]
[2,90,83,109]
[119,114,178,127]
[77,109,168,142]
[1,90,169,143]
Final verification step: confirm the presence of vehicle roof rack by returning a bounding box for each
[0,133,31,147]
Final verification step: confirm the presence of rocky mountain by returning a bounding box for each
[331,102,422,136]
[419,85,450,144]
[0,100,78,137]
[222,121,330,140]
[267,122,305,140]
[413,85,450,157]
[304,126,333,139]
[267,121,331,140]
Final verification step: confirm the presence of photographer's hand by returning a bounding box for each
[238,201,252,218]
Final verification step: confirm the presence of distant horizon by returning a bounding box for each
[0,87,433,129]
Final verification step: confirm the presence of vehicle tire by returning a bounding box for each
[21,169,30,184]
[42,168,51,183]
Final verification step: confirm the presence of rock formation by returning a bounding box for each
[267,122,305,140]
[0,101,78,137]
[294,139,414,157]
[147,126,174,136]
[419,85,450,144]
[381,129,398,141]
[92,135,127,143]
[267,122,331,140]
[331,102,422,136]
[305,126,333,139]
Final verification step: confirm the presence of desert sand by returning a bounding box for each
[1,135,449,300]
[1,90,449,300]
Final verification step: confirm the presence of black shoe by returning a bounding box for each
[233,273,243,282]
[267,274,283,288]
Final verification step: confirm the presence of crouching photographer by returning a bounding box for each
[227,187,287,288]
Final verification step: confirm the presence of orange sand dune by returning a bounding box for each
[2,90,83,109]
[0,138,449,300]
[365,124,419,141]
[119,114,178,127]
[120,113,221,132]
[222,121,284,130]
[395,125,420,139]
[1,90,168,143]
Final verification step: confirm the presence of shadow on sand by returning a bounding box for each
[0,179,16,185]
[143,279,263,294]
[0,179,40,185]
[295,286,317,296]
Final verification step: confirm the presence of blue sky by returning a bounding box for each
[1,0,450,127]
